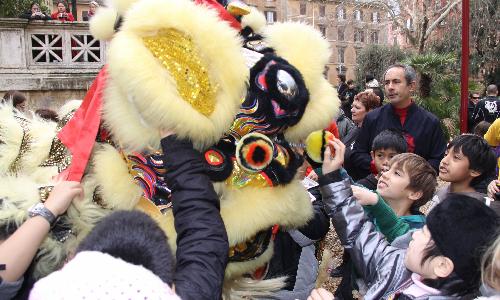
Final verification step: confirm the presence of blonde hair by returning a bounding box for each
[481,234,500,292]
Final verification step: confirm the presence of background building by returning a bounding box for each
[247,0,391,83]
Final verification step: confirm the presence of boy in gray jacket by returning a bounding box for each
[319,138,499,299]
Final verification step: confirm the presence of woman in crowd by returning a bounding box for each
[50,1,75,22]
[86,1,99,20]
[2,90,28,113]
[19,3,51,21]
[343,90,381,180]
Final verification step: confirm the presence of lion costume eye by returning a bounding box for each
[276,70,297,101]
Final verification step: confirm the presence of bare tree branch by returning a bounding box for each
[424,0,462,39]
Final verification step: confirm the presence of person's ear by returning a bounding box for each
[408,190,422,201]
[432,256,454,278]
[370,151,375,161]
[469,169,481,179]
[408,80,417,93]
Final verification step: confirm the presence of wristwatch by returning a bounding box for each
[28,203,57,226]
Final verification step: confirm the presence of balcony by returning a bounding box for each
[0,18,106,103]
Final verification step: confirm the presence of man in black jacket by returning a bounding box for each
[340,80,357,119]
[161,134,229,300]
[472,84,500,127]
[350,64,446,179]
[468,92,481,132]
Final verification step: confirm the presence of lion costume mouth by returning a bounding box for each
[228,227,275,262]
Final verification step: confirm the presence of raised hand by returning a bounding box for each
[44,181,84,217]
[352,185,378,206]
[321,138,345,175]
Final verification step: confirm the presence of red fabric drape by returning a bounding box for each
[57,67,107,182]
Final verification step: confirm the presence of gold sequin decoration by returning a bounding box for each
[39,137,72,173]
[143,29,218,117]
[274,144,289,167]
[9,131,31,174]
[39,111,75,173]
[226,160,270,189]
[38,186,54,203]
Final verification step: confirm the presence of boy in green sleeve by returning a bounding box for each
[353,153,437,242]
[333,153,437,299]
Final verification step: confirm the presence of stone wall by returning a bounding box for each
[0,18,105,109]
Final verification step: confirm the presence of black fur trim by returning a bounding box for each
[304,152,322,170]
[246,54,309,129]
[113,15,123,32]
[320,130,327,162]
[265,62,309,126]
[263,142,303,185]
[241,26,254,39]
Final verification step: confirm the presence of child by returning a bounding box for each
[334,152,436,299]
[474,121,491,138]
[355,153,436,237]
[429,134,498,213]
[356,129,407,191]
[478,234,500,298]
[29,211,180,299]
[320,138,499,299]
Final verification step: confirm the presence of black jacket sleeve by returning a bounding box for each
[161,136,229,300]
[19,11,51,20]
[426,119,446,172]
[471,100,485,127]
[297,186,330,240]
[349,119,372,179]
[19,11,32,19]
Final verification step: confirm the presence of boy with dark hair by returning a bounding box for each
[356,129,407,190]
[30,212,181,299]
[76,210,175,285]
[429,134,498,214]
[320,138,499,299]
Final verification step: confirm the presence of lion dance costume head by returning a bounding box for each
[0,0,339,296]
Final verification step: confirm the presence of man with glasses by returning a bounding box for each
[468,92,481,132]
[472,84,500,128]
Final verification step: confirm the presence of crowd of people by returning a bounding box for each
[1,60,499,299]
[19,1,99,22]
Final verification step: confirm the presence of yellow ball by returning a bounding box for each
[305,130,334,163]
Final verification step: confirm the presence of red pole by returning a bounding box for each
[460,0,469,133]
